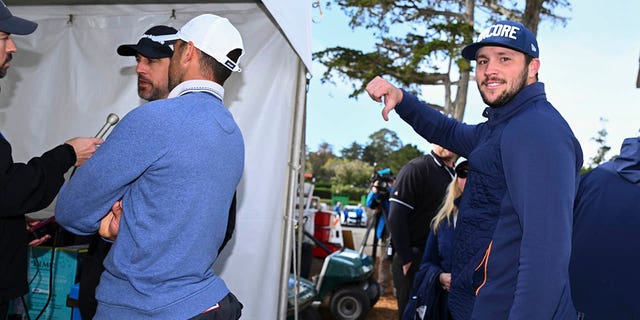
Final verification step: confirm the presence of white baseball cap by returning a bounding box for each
[169,14,244,72]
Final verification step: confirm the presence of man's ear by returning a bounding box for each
[528,58,541,77]
[182,41,198,63]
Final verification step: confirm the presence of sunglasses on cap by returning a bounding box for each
[455,167,469,178]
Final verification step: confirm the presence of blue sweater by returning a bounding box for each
[570,136,640,319]
[56,91,244,319]
[395,82,582,320]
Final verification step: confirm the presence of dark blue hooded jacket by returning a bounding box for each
[570,136,640,319]
[395,82,582,320]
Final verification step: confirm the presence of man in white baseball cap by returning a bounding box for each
[170,14,243,71]
[166,13,244,84]
[56,14,245,319]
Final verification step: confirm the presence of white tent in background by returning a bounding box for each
[2,1,311,319]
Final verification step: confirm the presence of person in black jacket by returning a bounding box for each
[388,144,457,318]
[0,2,101,318]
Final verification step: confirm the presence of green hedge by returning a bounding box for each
[314,186,332,199]
[314,184,367,205]
[332,189,367,204]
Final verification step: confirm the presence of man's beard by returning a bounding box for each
[167,72,178,92]
[139,87,163,101]
[138,75,168,101]
[480,67,529,108]
[0,54,11,79]
[0,64,9,79]
[139,85,164,101]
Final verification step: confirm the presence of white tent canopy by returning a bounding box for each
[2,1,310,319]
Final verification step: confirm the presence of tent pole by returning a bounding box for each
[277,59,308,319]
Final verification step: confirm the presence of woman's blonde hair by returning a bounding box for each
[431,176,463,233]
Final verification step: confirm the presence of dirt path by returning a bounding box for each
[364,292,398,320]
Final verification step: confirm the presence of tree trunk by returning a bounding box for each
[522,0,544,35]
[454,71,470,120]
[450,0,475,121]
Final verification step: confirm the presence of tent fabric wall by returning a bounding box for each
[3,3,308,319]
[262,0,312,70]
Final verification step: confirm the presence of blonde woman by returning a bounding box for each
[403,160,468,320]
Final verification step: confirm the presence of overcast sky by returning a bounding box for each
[306,1,640,165]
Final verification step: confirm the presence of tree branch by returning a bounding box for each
[477,0,523,21]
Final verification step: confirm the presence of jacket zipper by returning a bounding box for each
[474,241,493,296]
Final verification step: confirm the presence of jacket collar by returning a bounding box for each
[602,136,640,184]
[430,151,455,177]
[168,80,224,100]
[482,82,547,127]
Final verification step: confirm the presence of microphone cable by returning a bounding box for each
[33,227,58,320]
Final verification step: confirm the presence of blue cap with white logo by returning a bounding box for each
[462,20,538,60]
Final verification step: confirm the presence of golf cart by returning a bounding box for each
[289,231,380,320]
[289,175,380,320]
[297,232,379,320]
[314,247,380,319]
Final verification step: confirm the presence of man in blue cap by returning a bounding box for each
[77,24,178,320]
[117,25,178,101]
[366,20,581,319]
[0,1,101,317]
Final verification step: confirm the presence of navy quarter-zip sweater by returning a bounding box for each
[570,136,640,319]
[395,82,582,320]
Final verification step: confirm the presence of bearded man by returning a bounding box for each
[365,20,582,320]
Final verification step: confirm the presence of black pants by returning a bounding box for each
[392,247,423,319]
[0,300,8,320]
[79,236,112,320]
[188,293,243,320]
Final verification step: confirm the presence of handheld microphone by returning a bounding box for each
[69,113,120,179]
[95,113,120,138]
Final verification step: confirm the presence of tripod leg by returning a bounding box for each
[371,210,381,261]
[358,210,380,257]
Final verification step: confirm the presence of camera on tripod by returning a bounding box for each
[370,167,393,200]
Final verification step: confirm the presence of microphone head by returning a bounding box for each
[106,113,120,125]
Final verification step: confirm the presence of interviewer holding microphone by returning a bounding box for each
[0,1,101,317]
